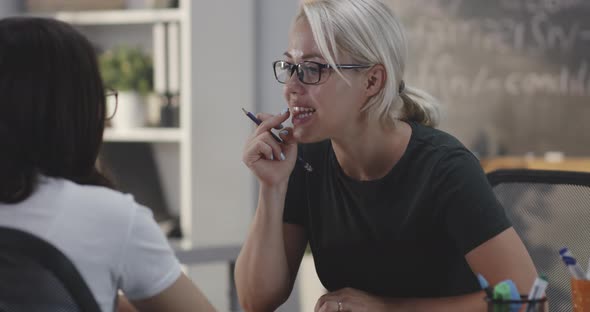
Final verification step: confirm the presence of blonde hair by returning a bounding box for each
[296,0,440,127]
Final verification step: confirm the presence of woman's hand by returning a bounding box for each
[242,110,297,187]
[315,288,390,312]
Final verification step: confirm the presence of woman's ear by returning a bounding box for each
[364,64,386,97]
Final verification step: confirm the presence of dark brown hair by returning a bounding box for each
[0,17,112,203]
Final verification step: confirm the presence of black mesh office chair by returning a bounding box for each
[0,227,101,312]
[487,169,590,312]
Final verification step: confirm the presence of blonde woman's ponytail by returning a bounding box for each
[400,82,440,127]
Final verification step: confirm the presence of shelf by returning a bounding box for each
[104,127,182,142]
[31,9,183,25]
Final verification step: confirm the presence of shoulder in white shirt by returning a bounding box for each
[0,176,181,312]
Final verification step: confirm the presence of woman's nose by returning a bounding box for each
[284,69,305,93]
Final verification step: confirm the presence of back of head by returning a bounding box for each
[297,0,440,128]
[0,17,111,203]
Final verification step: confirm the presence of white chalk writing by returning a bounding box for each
[412,55,590,97]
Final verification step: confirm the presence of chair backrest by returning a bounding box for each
[0,227,101,312]
[487,169,590,312]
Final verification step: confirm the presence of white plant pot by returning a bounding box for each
[108,91,146,129]
[297,254,326,311]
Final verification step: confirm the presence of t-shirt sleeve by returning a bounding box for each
[118,204,182,300]
[433,149,511,255]
[283,150,309,226]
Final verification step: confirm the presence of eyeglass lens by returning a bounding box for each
[274,61,322,84]
[105,90,118,120]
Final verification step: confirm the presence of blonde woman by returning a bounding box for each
[236,0,537,311]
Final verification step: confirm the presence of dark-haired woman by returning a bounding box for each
[0,17,215,312]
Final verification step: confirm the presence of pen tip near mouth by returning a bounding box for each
[241,107,248,114]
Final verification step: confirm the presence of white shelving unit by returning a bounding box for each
[103,128,183,143]
[30,3,193,239]
[35,8,183,25]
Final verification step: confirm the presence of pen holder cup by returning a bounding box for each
[485,295,547,312]
[572,278,590,311]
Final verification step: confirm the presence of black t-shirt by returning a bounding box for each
[283,121,510,298]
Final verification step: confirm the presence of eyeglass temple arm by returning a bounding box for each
[331,64,372,69]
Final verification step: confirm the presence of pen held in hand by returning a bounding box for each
[241,108,313,172]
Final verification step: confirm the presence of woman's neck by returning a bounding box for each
[331,120,411,181]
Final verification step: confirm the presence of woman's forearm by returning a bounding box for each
[235,184,292,311]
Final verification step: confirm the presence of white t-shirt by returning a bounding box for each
[0,176,182,312]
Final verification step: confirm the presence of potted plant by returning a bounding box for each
[99,45,153,129]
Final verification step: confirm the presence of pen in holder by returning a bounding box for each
[571,278,590,312]
[485,295,547,312]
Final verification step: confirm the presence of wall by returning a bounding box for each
[257,0,303,311]
[257,0,299,115]
[0,1,20,18]
[188,1,257,310]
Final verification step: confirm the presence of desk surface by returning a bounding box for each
[480,157,590,173]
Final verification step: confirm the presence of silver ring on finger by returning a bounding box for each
[337,301,343,312]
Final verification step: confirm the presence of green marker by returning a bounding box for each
[493,280,520,312]
[493,282,512,312]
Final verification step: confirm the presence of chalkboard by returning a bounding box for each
[388,0,590,156]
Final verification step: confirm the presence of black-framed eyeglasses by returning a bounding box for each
[105,88,118,120]
[273,60,372,85]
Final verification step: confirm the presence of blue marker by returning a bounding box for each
[559,247,585,280]
[477,274,494,299]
